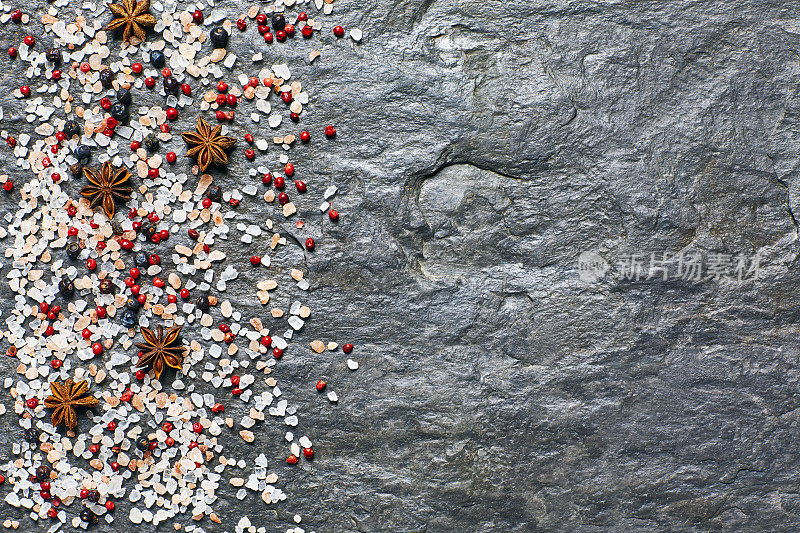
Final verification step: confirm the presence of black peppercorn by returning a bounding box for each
[140,220,157,238]
[76,144,91,163]
[272,13,285,30]
[45,48,61,65]
[135,252,149,269]
[87,489,100,503]
[126,298,140,312]
[110,102,128,121]
[80,507,97,524]
[209,27,229,48]
[116,87,131,105]
[66,241,81,259]
[70,163,83,176]
[163,76,180,95]
[111,220,124,235]
[63,120,80,138]
[24,428,38,443]
[36,464,51,481]
[136,435,150,452]
[58,276,74,297]
[195,295,209,311]
[150,50,165,68]
[144,133,159,152]
[98,279,115,294]
[206,184,222,202]
[99,68,115,88]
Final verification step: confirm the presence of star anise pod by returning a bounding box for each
[106,0,156,43]
[44,379,99,429]
[80,161,133,220]
[135,325,186,379]
[181,116,237,172]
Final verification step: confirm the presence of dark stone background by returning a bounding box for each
[2,0,800,531]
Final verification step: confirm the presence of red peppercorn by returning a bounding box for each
[192,422,203,434]
[120,238,134,250]
[92,343,103,355]
[110,462,119,472]
[303,447,314,459]
[278,192,289,204]
[165,436,174,446]
[107,421,117,431]
[305,237,315,251]
[215,110,226,122]
[284,24,295,37]
[260,335,272,347]
[329,209,339,221]
[262,173,273,186]
[226,93,237,106]
[244,133,254,143]
[274,176,285,189]
[44,325,55,336]
[217,80,228,93]
[276,30,286,41]
[130,284,141,296]
[51,358,62,369]
[80,489,89,499]
[188,229,199,240]
[230,375,240,386]
[256,13,267,24]
[165,151,177,163]
[301,25,313,38]
[51,70,61,80]
[159,229,169,240]
[333,25,345,37]
[131,62,143,74]
[148,167,159,179]
[325,125,336,138]
[162,67,172,78]
[130,141,141,151]
[105,501,115,511]
[232,387,242,396]
[160,123,170,133]
[135,370,145,380]
[264,32,274,43]
[51,305,61,316]
[284,163,295,176]
[248,256,261,266]
[166,107,178,120]
[181,83,191,95]
[236,19,247,30]
[80,62,90,73]
[167,294,177,304]
[273,347,283,359]
[82,328,92,340]
[180,288,190,299]
[299,131,310,143]
[3,181,13,192]
[281,91,292,104]
[297,12,308,21]
[343,343,354,354]
[96,306,107,319]
[202,197,212,208]
[6,137,16,148]
[106,117,118,129]
[258,24,268,35]
[47,508,57,519]
[39,302,50,314]
[192,9,203,23]
[8,47,16,58]
[249,77,259,87]
[295,180,306,193]
[129,267,140,279]
[19,86,31,97]
[26,398,38,409]
[211,403,225,412]
[10,10,22,22]
[316,380,326,391]
[149,254,160,265]
[286,454,298,465]
[188,441,199,449]
[145,76,156,88]
[289,112,299,122]
[203,244,210,253]
[23,35,35,47]
[244,148,255,159]
[147,212,160,223]
[137,293,147,305]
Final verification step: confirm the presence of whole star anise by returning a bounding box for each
[44,379,99,429]
[135,325,186,379]
[80,161,133,220]
[106,0,156,43]
[181,116,237,172]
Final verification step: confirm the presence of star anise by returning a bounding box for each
[135,325,186,379]
[181,116,237,172]
[44,379,99,429]
[106,0,156,43]
[80,161,133,220]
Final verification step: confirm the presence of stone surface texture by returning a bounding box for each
[2,0,800,532]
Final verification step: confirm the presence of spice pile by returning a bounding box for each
[0,0,362,530]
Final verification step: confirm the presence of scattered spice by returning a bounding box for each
[43,379,99,429]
